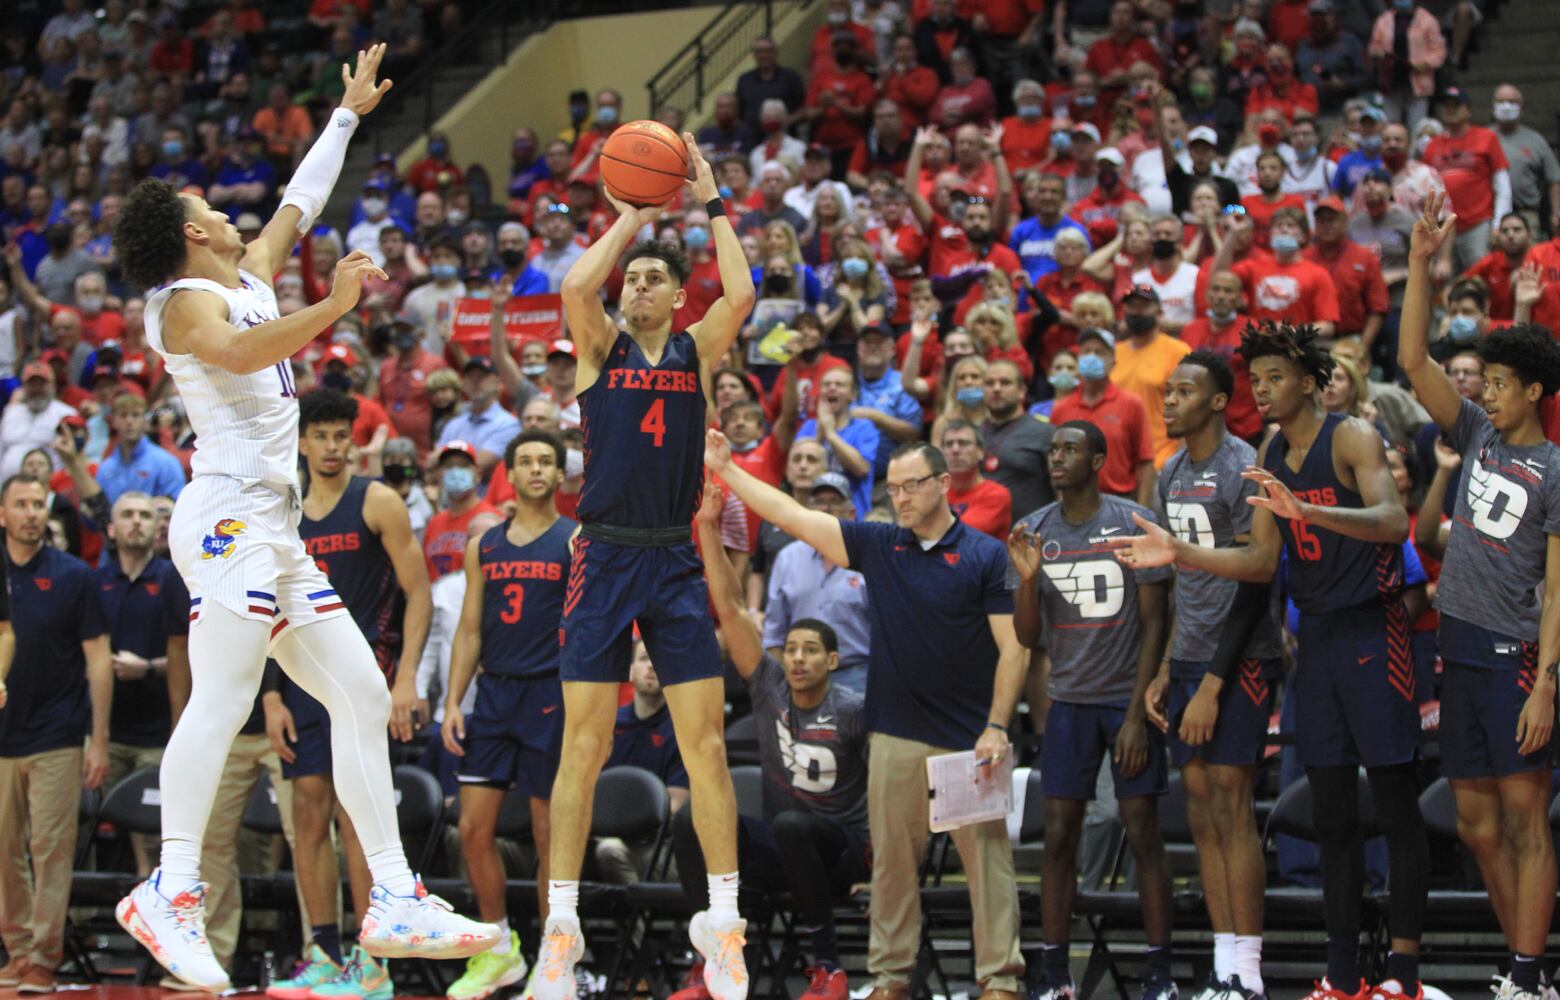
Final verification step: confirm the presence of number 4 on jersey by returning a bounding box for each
[640,398,666,447]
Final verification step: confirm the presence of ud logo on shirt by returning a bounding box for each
[1042,559,1125,618]
[1466,459,1528,540]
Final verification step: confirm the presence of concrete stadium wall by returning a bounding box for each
[399,7,723,184]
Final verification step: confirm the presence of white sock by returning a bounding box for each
[363,843,416,897]
[548,880,580,924]
[1235,935,1264,994]
[1213,932,1235,981]
[491,919,511,954]
[707,872,740,922]
[157,835,202,892]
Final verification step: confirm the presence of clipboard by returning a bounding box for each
[926,750,1014,833]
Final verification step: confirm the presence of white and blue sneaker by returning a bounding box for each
[1224,975,1265,1000]
[1142,977,1180,1000]
[116,869,231,993]
[357,879,502,960]
[1190,973,1230,1000]
[1027,981,1076,1000]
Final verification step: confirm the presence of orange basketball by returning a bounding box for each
[599,120,690,207]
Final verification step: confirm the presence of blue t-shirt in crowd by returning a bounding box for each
[1009,214,1090,281]
[797,416,880,518]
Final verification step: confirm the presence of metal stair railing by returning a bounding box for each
[646,0,816,117]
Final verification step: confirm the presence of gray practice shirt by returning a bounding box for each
[1497,124,1560,212]
[1159,434,1284,668]
[981,413,1056,519]
[1435,398,1560,642]
[748,654,870,839]
[1008,496,1170,704]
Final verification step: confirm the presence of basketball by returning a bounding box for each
[599,120,689,207]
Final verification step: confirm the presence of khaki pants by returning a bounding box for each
[106,742,165,874]
[201,733,307,967]
[867,732,1024,993]
[0,748,83,972]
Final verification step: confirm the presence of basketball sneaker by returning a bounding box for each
[1223,975,1265,999]
[689,910,749,1000]
[266,944,343,999]
[1370,980,1423,1000]
[1189,973,1231,1000]
[1027,981,1076,1000]
[530,915,585,1000]
[357,879,502,959]
[307,947,393,1000]
[1300,979,1371,1000]
[116,869,230,993]
[1490,974,1548,1000]
[1142,976,1180,1000]
[798,967,849,1000]
[447,933,529,1000]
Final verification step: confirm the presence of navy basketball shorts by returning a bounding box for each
[1441,660,1556,780]
[458,672,564,800]
[280,670,332,781]
[559,538,722,685]
[1293,602,1421,769]
[1166,659,1280,768]
[1041,700,1168,801]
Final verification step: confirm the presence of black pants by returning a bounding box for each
[672,807,868,928]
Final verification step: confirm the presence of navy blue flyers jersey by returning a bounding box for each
[301,477,401,671]
[577,331,706,529]
[1264,413,1402,614]
[479,517,576,677]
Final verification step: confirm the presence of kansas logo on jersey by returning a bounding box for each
[200,518,247,560]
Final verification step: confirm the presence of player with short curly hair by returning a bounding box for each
[1399,191,1560,1000]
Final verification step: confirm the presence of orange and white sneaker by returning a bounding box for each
[689,910,749,1000]
[115,869,231,993]
[1300,979,1371,1000]
[530,915,585,1000]
[1370,980,1423,1000]
[357,880,501,960]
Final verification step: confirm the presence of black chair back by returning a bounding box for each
[1018,768,1047,844]
[724,714,760,766]
[243,773,285,836]
[1159,772,1193,843]
[590,766,670,842]
[392,765,447,871]
[99,767,164,836]
[728,765,765,821]
[1419,776,1458,840]
[1264,769,1379,843]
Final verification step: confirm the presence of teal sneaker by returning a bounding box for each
[306,947,394,1000]
[447,933,529,999]
[266,944,343,1000]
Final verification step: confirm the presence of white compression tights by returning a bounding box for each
[159,601,409,891]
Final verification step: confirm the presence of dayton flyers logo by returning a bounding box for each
[200,519,248,560]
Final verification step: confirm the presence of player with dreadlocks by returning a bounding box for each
[1399,191,1560,1000]
[1112,317,1430,1000]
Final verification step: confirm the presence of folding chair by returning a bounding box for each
[391,764,447,874]
[97,768,165,985]
[61,787,105,981]
[591,767,671,996]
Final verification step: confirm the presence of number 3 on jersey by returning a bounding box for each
[500,582,524,623]
[640,398,666,447]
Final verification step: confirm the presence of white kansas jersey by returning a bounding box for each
[144,269,300,490]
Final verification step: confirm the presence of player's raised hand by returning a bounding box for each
[682,132,720,203]
[604,189,673,230]
[327,250,388,311]
[1007,523,1043,581]
[1242,466,1306,520]
[339,42,393,117]
[1514,262,1544,308]
[704,427,733,472]
[696,478,725,526]
[1108,512,1177,568]
[1434,438,1462,471]
[1409,189,1456,261]
[442,703,466,756]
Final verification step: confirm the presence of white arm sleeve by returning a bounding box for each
[278,107,361,234]
[1492,169,1512,224]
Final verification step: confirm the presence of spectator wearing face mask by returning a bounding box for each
[346,177,397,266]
[1050,328,1154,503]
[5,251,124,347]
[1214,208,1340,337]
[402,235,466,354]
[407,131,464,194]
[379,318,445,458]
[380,437,433,540]
[1423,85,1512,273]
[1487,85,1560,238]
[1331,105,1386,199]
[421,441,500,580]
[569,88,624,185]
[316,345,394,475]
[148,126,209,191]
[672,209,724,331]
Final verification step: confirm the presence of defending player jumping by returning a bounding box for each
[535,134,755,1000]
[110,44,499,993]
[1398,190,1560,1000]
[1111,321,1430,1000]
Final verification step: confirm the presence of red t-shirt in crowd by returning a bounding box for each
[1050,382,1153,496]
[1463,251,1518,320]
[672,255,723,331]
[806,67,877,150]
[351,392,395,450]
[881,65,941,127]
[1230,255,1341,325]
[423,501,500,580]
[1072,185,1147,242]
[974,0,1045,36]
[948,475,1013,539]
[1180,313,1262,440]
[53,304,126,347]
[379,349,445,457]
[1423,126,1510,231]
[1239,192,1309,250]
[1244,80,1319,123]
[1304,239,1389,336]
[1085,35,1162,105]
[998,114,1053,174]
[765,355,850,423]
[1195,246,1273,313]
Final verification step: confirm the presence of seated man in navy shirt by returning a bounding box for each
[593,640,689,886]
[689,483,870,999]
[99,491,190,876]
[0,474,111,994]
[707,435,1027,1000]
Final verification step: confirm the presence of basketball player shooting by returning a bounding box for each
[534,135,755,1000]
[109,44,500,992]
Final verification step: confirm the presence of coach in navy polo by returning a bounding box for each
[0,473,111,991]
[98,490,190,873]
[706,433,1027,1000]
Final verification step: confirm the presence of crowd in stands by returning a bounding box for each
[4,0,1560,994]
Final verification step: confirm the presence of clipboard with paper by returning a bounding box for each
[926,750,1014,833]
